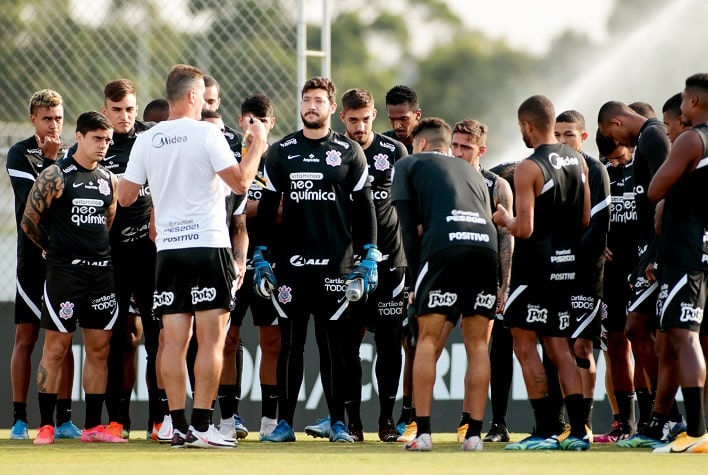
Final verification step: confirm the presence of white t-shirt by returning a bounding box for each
[124,117,236,251]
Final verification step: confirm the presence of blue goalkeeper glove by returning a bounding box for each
[345,244,382,302]
[252,246,277,299]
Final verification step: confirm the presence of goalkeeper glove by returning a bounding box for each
[345,244,382,301]
[252,246,277,298]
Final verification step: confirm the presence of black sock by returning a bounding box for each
[170,409,188,434]
[218,384,237,420]
[398,397,412,425]
[13,402,28,424]
[681,387,706,436]
[459,411,471,427]
[668,399,683,423]
[614,390,635,431]
[84,393,105,429]
[465,419,483,439]
[644,412,669,440]
[530,397,552,438]
[261,384,278,420]
[119,389,132,429]
[56,398,72,426]
[416,416,431,436]
[636,388,654,425]
[191,408,212,432]
[345,399,362,430]
[38,393,58,427]
[565,394,586,438]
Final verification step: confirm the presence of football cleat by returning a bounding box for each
[305,416,331,439]
[10,420,29,440]
[171,429,186,449]
[662,418,687,441]
[81,425,128,443]
[104,421,124,439]
[594,421,633,444]
[348,424,364,442]
[55,420,83,439]
[233,414,249,439]
[482,422,510,442]
[505,435,559,450]
[184,425,236,449]
[378,420,400,442]
[559,435,591,451]
[653,432,708,453]
[457,423,468,443]
[616,433,666,449]
[261,420,296,443]
[157,415,174,443]
[397,421,418,443]
[329,420,354,443]
[556,424,592,443]
[461,435,483,451]
[404,433,432,451]
[33,424,55,445]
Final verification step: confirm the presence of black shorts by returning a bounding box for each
[627,251,658,315]
[14,264,45,325]
[41,265,117,333]
[154,247,236,316]
[657,264,708,333]
[569,292,602,346]
[268,268,351,322]
[230,268,279,327]
[413,247,497,322]
[504,282,573,337]
[350,265,407,330]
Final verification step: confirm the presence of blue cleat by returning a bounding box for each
[305,416,331,439]
[663,418,687,441]
[261,420,296,443]
[396,421,407,436]
[10,420,29,440]
[616,433,666,449]
[55,420,83,439]
[505,435,559,450]
[233,414,249,439]
[559,435,591,451]
[329,420,354,443]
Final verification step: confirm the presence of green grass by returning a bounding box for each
[0,431,705,474]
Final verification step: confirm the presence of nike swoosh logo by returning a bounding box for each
[287,154,300,159]
[389,267,397,272]
[72,182,85,188]
[104,155,116,161]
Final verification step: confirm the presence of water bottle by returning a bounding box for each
[346,278,365,301]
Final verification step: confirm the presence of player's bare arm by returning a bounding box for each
[648,129,702,202]
[21,164,64,252]
[494,176,514,311]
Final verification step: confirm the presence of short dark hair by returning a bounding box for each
[76,111,113,135]
[104,79,136,103]
[685,73,708,93]
[203,74,219,92]
[453,119,488,144]
[142,98,169,122]
[597,101,632,125]
[556,109,586,130]
[595,129,618,157]
[662,92,682,115]
[385,85,418,109]
[302,76,336,104]
[241,93,274,117]
[166,64,204,103]
[411,117,452,150]
[628,101,656,119]
[518,95,555,132]
[341,88,374,111]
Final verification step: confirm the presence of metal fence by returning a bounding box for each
[0,0,303,300]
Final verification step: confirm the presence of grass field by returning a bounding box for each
[1,430,705,474]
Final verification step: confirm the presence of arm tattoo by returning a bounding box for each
[494,179,514,292]
[21,165,63,252]
[105,173,118,230]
